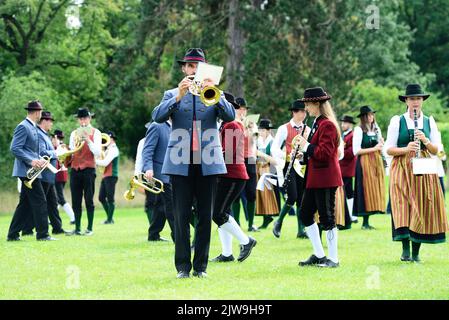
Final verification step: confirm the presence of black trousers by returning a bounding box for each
[343,177,354,199]
[42,182,63,232]
[170,165,218,273]
[213,178,246,227]
[70,168,96,230]
[99,176,118,204]
[283,163,305,207]
[8,178,49,240]
[244,160,257,202]
[55,181,67,206]
[300,187,337,231]
[145,183,175,241]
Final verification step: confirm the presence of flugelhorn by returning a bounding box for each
[123,173,164,200]
[187,76,221,106]
[24,156,59,189]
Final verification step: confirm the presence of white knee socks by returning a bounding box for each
[220,216,250,245]
[325,227,339,263]
[63,202,75,222]
[218,227,233,257]
[305,223,325,258]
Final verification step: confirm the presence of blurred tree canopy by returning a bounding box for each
[1,0,448,182]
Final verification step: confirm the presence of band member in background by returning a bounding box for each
[66,107,101,236]
[52,130,75,224]
[385,84,448,262]
[143,120,175,242]
[353,106,386,229]
[294,87,343,268]
[36,111,65,235]
[271,100,311,239]
[436,140,446,196]
[210,92,256,263]
[339,115,358,225]
[96,131,119,224]
[232,97,259,232]
[7,101,54,241]
[152,48,235,278]
[256,118,280,229]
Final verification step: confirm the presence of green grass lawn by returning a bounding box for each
[1,207,449,300]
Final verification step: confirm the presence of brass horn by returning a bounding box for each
[187,76,221,107]
[24,156,58,189]
[124,173,164,200]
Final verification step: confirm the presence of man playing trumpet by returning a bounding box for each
[7,101,54,241]
[66,107,101,236]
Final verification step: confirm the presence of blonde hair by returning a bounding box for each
[319,101,341,142]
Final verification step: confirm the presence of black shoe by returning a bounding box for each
[65,230,83,236]
[37,236,58,241]
[177,271,190,279]
[192,271,207,278]
[299,254,327,267]
[210,254,235,262]
[238,237,257,262]
[412,256,421,263]
[400,255,412,262]
[351,218,358,224]
[361,225,375,230]
[52,229,66,235]
[84,230,94,236]
[272,220,282,238]
[248,226,260,232]
[296,231,308,239]
[318,258,340,268]
[70,221,76,225]
[148,237,169,242]
[7,236,21,241]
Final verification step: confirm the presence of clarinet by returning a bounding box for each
[282,118,307,191]
[413,109,420,158]
[374,124,388,168]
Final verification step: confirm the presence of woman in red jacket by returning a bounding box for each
[294,87,343,268]
[210,93,257,263]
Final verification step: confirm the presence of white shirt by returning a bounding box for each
[95,143,119,167]
[69,126,102,157]
[134,138,145,175]
[272,119,311,160]
[384,111,440,154]
[26,117,36,127]
[352,125,382,156]
[257,134,273,151]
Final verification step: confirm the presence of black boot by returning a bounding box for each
[411,241,421,263]
[400,239,411,262]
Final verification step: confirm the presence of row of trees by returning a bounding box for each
[1,0,448,186]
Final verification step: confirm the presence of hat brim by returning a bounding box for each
[398,94,430,102]
[41,117,55,121]
[177,59,206,65]
[299,95,332,102]
[74,113,95,118]
[340,118,356,124]
[357,110,376,118]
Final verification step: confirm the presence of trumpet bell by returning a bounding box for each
[123,189,135,201]
[200,86,221,106]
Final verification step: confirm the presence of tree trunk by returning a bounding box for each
[226,0,245,97]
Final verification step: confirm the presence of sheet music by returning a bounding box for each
[194,62,223,85]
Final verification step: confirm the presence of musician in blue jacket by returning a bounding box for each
[7,101,54,241]
[152,48,235,278]
[143,120,175,242]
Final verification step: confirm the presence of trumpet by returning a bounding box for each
[24,156,58,189]
[124,173,164,200]
[188,76,221,106]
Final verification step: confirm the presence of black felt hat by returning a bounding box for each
[259,118,274,129]
[74,107,95,118]
[300,87,332,102]
[340,114,356,124]
[40,111,55,121]
[235,97,250,109]
[224,92,240,109]
[357,105,376,118]
[53,129,64,139]
[398,84,430,102]
[289,100,306,111]
[177,48,207,65]
[25,100,43,111]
